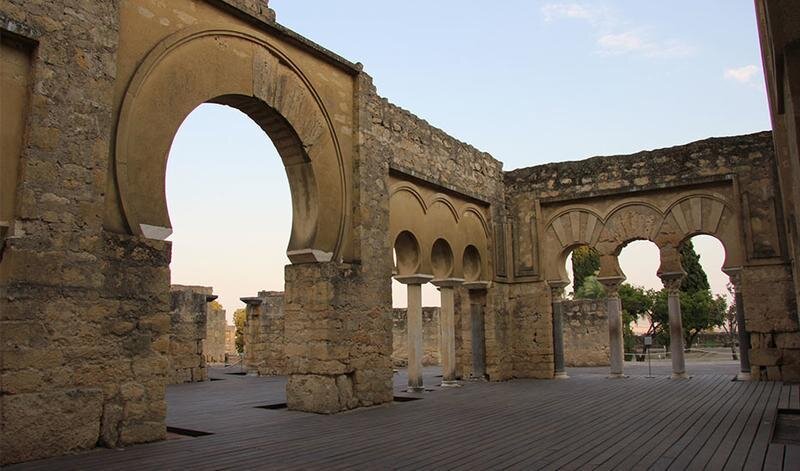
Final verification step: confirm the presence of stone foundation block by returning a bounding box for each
[286,374,359,413]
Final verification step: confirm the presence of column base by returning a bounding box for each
[608,373,626,379]
[440,380,462,388]
[671,372,689,379]
[405,386,425,393]
[736,371,752,381]
[554,371,569,379]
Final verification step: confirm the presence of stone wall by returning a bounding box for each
[392,307,441,367]
[225,325,238,356]
[0,1,176,463]
[204,302,227,364]
[169,286,212,384]
[503,132,799,381]
[243,291,286,376]
[562,299,610,367]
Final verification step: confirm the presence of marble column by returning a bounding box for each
[724,268,751,380]
[395,274,433,392]
[661,272,688,379]
[433,278,464,387]
[548,281,569,379]
[598,276,625,378]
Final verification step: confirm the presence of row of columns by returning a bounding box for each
[395,275,488,392]
[550,269,750,380]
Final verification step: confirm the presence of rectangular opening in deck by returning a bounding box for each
[255,403,288,410]
[166,426,213,438]
[772,409,800,445]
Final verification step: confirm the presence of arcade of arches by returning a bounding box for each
[2,0,800,465]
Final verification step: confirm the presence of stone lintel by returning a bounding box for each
[394,274,434,285]
[432,278,465,288]
[462,281,491,291]
[240,297,264,306]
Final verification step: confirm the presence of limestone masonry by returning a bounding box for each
[1,0,799,465]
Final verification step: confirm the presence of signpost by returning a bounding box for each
[644,336,653,378]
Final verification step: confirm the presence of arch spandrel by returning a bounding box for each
[109,26,348,264]
[596,203,663,255]
[655,194,743,269]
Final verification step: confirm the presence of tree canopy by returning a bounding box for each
[569,240,727,352]
[233,308,246,354]
[571,246,600,293]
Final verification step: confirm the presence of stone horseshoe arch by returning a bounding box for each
[114,25,348,263]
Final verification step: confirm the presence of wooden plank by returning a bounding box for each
[742,381,783,470]
[762,384,791,470]
[547,376,731,471]
[720,381,777,470]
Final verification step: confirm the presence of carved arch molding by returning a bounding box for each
[110,26,348,264]
[541,193,745,281]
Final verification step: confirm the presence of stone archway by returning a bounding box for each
[109,26,348,263]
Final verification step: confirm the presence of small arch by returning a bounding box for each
[463,245,483,282]
[395,231,421,276]
[428,194,459,223]
[390,184,428,214]
[462,205,491,239]
[431,238,455,279]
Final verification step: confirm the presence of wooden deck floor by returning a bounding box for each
[9,363,800,470]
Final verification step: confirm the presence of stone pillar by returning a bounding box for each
[395,275,433,392]
[724,268,751,380]
[464,282,489,379]
[598,276,625,378]
[240,295,264,375]
[661,272,688,379]
[433,278,464,387]
[548,281,569,379]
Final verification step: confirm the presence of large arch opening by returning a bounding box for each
[673,234,737,370]
[164,100,296,416]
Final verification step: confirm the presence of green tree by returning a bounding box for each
[619,284,657,357]
[571,246,600,293]
[574,274,605,299]
[233,308,246,354]
[680,241,710,294]
[651,289,727,350]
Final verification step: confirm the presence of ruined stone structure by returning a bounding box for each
[225,325,238,356]
[2,0,800,465]
[241,291,286,376]
[204,301,227,364]
[392,307,441,367]
[169,285,215,384]
[562,299,610,367]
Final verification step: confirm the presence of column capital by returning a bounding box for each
[597,276,625,297]
[659,271,685,294]
[394,274,434,285]
[463,280,491,291]
[432,278,464,288]
[547,280,569,301]
[722,266,743,292]
[240,297,263,306]
[205,294,219,303]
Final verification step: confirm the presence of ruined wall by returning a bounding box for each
[225,325,237,356]
[204,302,227,364]
[562,299,610,367]
[169,286,211,384]
[0,1,179,465]
[243,291,286,376]
[505,132,799,381]
[392,307,441,367]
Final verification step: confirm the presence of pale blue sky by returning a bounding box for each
[167,1,769,319]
